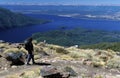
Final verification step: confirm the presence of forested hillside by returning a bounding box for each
[0,7,48,29]
[33,28,120,46]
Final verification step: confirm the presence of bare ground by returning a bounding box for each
[0,56,120,78]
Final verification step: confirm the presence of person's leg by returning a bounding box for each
[26,54,31,65]
[31,54,35,64]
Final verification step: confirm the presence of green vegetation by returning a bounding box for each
[55,47,69,54]
[80,42,120,52]
[0,7,48,29]
[33,28,120,46]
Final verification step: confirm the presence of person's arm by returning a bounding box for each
[31,43,34,52]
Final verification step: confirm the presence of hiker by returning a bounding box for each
[25,37,35,65]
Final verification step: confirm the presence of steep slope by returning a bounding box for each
[0,41,120,78]
[0,7,47,29]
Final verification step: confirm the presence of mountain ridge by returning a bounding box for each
[0,7,48,29]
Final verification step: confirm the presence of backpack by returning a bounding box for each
[24,41,29,50]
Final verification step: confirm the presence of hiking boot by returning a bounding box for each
[25,62,30,65]
[33,62,36,65]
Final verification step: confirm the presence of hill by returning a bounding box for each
[32,28,120,46]
[0,7,48,29]
[0,40,120,78]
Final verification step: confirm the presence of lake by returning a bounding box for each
[1,5,120,42]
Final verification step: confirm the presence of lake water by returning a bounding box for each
[1,5,120,42]
[1,14,120,43]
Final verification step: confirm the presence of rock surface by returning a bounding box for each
[40,66,70,78]
[5,52,26,65]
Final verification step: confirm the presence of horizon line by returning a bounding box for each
[1,3,120,6]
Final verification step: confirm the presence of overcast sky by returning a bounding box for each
[0,0,120,5]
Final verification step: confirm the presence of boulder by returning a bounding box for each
[40,66,70,78]
[5,52,26,65]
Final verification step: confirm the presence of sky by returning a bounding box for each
[0,0,120,5]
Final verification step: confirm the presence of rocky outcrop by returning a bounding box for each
[4,52,26,65]
[40,66,70,78]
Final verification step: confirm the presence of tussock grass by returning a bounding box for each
[34,45,41,54]
[20,68,40,78]
[66,47,120,68]
[55,47,69,54]
[107,56,120,68]
[3,48,27,54]
[34,55,41,60]
[0,43,10,49]
[60,55,73,60]
[6,75,20,78]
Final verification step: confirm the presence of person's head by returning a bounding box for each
[27,37,33,42]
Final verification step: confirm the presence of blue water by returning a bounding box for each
[0,13,120,42]
[1,5,120,42]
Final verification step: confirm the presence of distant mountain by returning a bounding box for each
[0,7,48,29]
[2,5,120,21]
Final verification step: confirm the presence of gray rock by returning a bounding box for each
[40,66,70,78]
[64,66,77,77]
[5,52,26,65]
[0,40,5,43]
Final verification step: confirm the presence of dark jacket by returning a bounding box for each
[25,40,33,54]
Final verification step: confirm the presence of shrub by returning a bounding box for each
[69,52,81,58]
[107,56,120,68]
[60,55,73,60]
[55,47,69,54]
[92,57,106,67]
[34,45,41,54]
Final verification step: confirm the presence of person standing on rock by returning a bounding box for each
[24,37,35,65]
